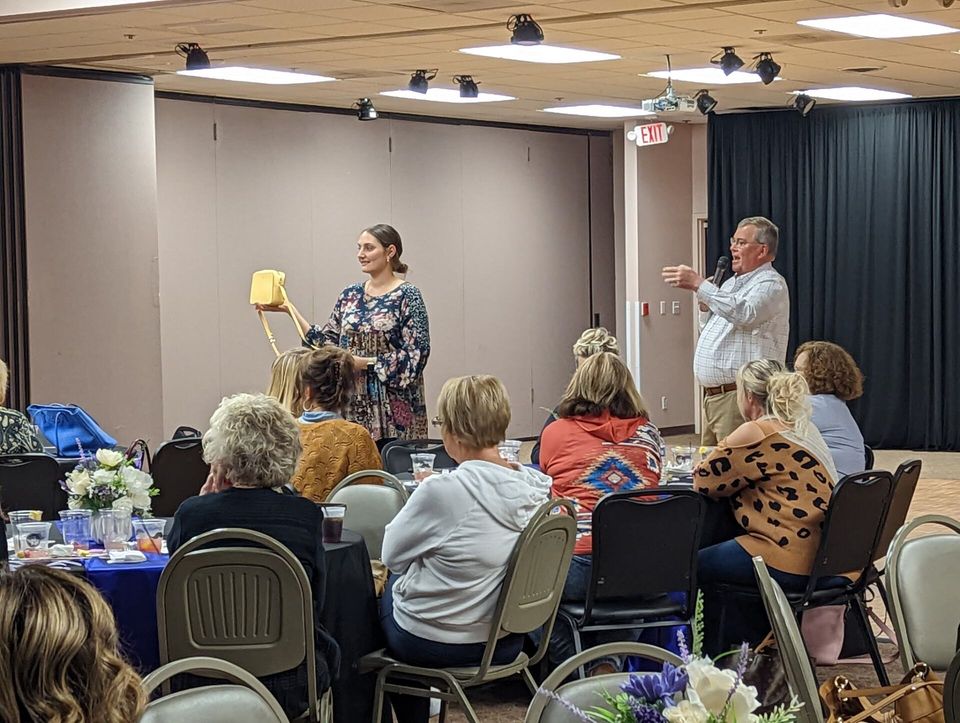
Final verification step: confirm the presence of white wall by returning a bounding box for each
[155,98,609,438]
[22,72,164,446]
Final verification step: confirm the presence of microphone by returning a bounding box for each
[711,256,730,286]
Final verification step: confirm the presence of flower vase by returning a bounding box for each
[91,509,132,550]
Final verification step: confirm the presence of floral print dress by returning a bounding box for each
[305,282,430,441]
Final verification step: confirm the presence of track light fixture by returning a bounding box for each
[453,75,479,98]
[355,98,377,120]
[695,90,718,115]
[711,47,744,76]
[175,42,210,70]
[791,93,816,117]
[753,52,781,85]
[508,14,544,45]
[408,69,436,94]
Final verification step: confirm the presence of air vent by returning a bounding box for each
[842,66,886,73]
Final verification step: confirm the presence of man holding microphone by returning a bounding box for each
[662,216,790,445]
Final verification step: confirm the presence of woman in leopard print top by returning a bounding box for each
[694,359,843,653]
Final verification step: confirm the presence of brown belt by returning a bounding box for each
[704,383,737,397]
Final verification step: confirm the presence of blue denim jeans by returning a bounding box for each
[380,575,523,723]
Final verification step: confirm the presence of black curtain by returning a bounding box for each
[0,66,30,411]
[707,99,960,450]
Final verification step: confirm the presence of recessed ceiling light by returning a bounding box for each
[459,44,619,64]
[792,87,911,101]
[0,0,165,16]
[380,88,515,103]
[798,14,958,39]
[542,104,655,118]
[177,67,336,85]
[645,68,777,85]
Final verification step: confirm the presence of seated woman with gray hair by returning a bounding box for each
[167,393,339,717]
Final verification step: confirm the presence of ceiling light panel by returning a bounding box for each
[0,0,164,16]
[794,87,911,101]
[798,14,958,39]
[542,104,655,118]
[646,68,777,85]
[381,88,515,103]
[177,67,336,85]
[459,44,620,64]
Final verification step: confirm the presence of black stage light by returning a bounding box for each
[454,75,479,98]
[792,93,816,117]
[508,14,544,45]
[355,98,377,120]
[408,69,435,93]
[754,52,781,85]
[695,89,718,115]
[175,42,210,70]
[712,46,744,76]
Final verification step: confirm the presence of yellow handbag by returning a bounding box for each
[249,270,312,356]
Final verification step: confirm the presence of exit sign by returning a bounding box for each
[630,122,670,147]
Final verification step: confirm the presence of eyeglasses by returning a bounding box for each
[431,415,443,428]
[729,236,766,249]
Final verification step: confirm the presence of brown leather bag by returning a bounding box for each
[820,662,944,723]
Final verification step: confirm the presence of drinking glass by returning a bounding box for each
[319,504,347,544]
[498,440,522,463]
[98,510,132,551]
[9,511,41,555]
[672,445,695,471]
[59,509,93,550]
[410,453,436,482]
[134,518,166,553]
[16,522,52,557]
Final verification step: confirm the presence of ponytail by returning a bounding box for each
[765,372,811,433]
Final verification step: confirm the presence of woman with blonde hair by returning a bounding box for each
[0,565,145,723]
[265,347,311,418]
[694,359,843,653]
[531,326,620,466]
[0,357,43,455]
[794,340,866,477]
[290,346,383,501]
[539,351,663,672]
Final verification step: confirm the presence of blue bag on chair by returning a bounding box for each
[26,403,117,457]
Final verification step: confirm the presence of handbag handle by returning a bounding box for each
[256,285,312,357]
[834,680,943,723]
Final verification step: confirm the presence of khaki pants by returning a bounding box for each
[701,389,744,445]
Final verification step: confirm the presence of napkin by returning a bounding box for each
[107,550,147,564]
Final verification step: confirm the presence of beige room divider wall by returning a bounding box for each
[155,97,613,439]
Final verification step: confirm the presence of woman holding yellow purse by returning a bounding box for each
[257,224,430,445]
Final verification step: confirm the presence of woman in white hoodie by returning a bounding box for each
[380,375,552,723]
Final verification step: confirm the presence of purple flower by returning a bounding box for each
[631,702,668,723]
[622,663,689,707]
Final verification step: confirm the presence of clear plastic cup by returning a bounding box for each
[672,445,695,472]
[134,518,166,553]
[9,511,42,555]
[319,504,346,544]
[411,453,436,482]
[498,439,522,463]
[16,522,52,557]
[59,509,93,551]
[96,510,132,551]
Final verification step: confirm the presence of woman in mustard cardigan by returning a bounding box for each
[291,346,383,501]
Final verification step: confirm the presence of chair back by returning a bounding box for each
[525,642,683,723]
[802,470,893,600]
[0,453,67,519]
[326,470,408,559]
[381,438,456,474]
[946,649,960,723]
[173,425,202,440]
[872,459,922,563]
[141,656,287,722]
[150,438,210,517]
[471,499,576,681]
[585,489,705,619]
[753,557,824,723]
[887,515,960,671]
[156,528,317,716]
[864,445,875,470]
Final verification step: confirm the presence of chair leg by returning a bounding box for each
[854,595,890,686]
[570,623,586,680]
[520,667,538,695]
[372,668,388,723]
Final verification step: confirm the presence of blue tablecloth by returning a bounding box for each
[84,552,169,672]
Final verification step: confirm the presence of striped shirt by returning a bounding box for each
[693,262,790,387]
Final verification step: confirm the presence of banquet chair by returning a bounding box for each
[0,453,67,519]
[946,649,960,723]
[524,642,682,723]
[141,656,287,723]
[150,437,210,517]
[156,528,323,722]
[556,489,705,678]
[326,469,408,560]
[753,557,825,723]
[381,438,456,475]
[716,470,894,684]
[886,514,960,672]
[864,445,875,470]
[360,498,577,723]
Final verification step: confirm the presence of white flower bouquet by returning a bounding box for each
[64,448,158,516]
